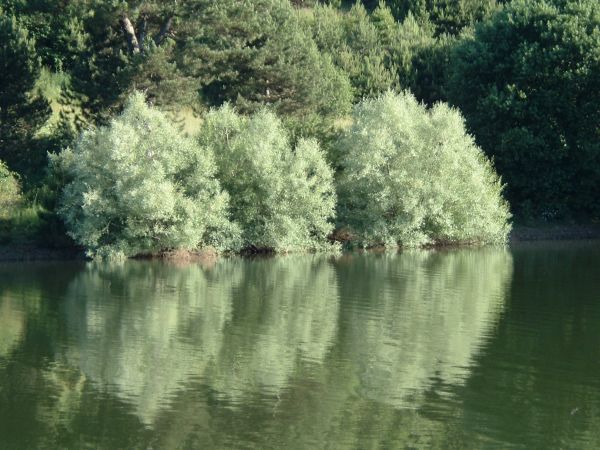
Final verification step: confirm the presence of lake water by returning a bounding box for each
[1,242,599,449]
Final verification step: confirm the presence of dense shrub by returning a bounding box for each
[0,162,48,244]
[336,91,511,247]
[199,105,337,252]
[51,93,238,258]
[447,0,600,219]
[0,161,22,219]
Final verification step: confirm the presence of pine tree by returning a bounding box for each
[0,12,50,184]
[182,0,353,122]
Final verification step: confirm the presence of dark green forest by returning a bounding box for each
[0,0,598,256]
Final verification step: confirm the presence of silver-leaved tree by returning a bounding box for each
[336,91,511,247]
[51,93,239,259]
[199,105,337,252]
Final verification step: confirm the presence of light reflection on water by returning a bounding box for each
[1,243,600,448]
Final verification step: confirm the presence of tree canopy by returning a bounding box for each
[3,0,600,251]
[0,12,50,183]
[447,0,600,219]
[337,91,511,247]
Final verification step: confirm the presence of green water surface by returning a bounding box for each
[1,242,599,449]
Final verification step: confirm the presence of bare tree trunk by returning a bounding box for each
[139,15,148,53]
[154,16,173,46]
[121,16,140,54]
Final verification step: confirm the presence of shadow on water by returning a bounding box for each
[461,240,600,449]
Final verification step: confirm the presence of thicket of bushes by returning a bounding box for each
[45,95,342,257]
[45,93,509,257]
[0,162,21,218]
[1,0,598,256]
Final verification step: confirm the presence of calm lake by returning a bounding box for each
[1,242,599,449]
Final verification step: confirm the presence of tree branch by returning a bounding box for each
[139,15,148,53]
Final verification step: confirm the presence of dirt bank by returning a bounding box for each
[0,245,86,262]
[510,224,600,242]
[1,225,599,261]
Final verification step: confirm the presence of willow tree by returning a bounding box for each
[336,91,511,247]
[52,93,238,258]
[199,105,337,252]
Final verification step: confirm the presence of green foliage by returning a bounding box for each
[6,1,195,121]
[0,11,51,183]
[336,91,511,247]
[309,3,398,100]
[0,161,22,219]
[0,1,88,71]
[117,40,197,111]
[0,204,46,245]
[447,0,600,219]
[199,105,337,252]
[183,0,353,122]
[307,3,453,106]
[363,0,501,36]
[386,12,458,105]
[52,93,238,259]
[5,0,598,236]
[0,161,63,245]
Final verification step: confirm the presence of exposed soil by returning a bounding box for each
[510,224,600,242]
[1,225,599,261]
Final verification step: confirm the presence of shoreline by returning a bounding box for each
[509,224,600,242]
[1,224,599,262]
[0,245,86,262]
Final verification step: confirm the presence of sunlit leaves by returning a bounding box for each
[337,91,511,247]
[52,93,238,258]
[199,105,337,252]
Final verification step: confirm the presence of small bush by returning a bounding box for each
[51,93,238,259]
[0,166,49,244]
[199,105,337,252]
[336,91,511,247]
[0,160,21,219]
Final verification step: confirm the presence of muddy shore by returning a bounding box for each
[509,224,600,242]
[1,224,599,262]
